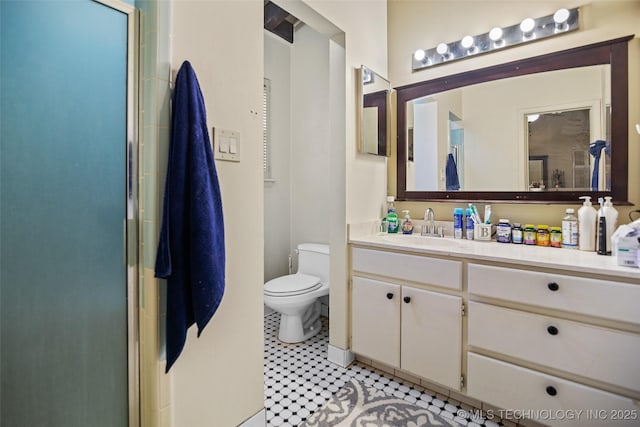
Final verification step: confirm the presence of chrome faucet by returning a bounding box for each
[423,208,435,235]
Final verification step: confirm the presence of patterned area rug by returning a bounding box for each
[300,378,462,427]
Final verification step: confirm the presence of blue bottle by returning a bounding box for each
[454,208,464,239]
[465,208,474,240]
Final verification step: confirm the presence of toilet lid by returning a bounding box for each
[264,273,321,296]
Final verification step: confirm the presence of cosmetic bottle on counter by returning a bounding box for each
[454,208,463,239]
[386,196,399,234]
[578,196,597,251]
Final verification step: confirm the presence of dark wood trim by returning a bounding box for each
[264,1,294,44]
[396,35,634,204]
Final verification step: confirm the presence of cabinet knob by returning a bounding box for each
[547,326,559,336]
[386,292,394,300]
[547,282,560,291]
[546,386,557,396]
[403,296,411,304]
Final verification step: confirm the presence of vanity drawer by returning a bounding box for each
[468,263,640,325]
[352,247,462,290]
[468,302,640,392]
[467,352,640,427]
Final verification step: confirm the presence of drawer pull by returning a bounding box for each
[403,296,411,304]
[547,325,559,336]
[386,292,394,300]
[547,282,560,291]
[546,386,558,396]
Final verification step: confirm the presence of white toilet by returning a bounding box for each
[264,243,329,343]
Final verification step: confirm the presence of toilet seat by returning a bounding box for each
[264,273,322,297]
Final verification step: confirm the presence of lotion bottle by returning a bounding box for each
[578,196,597,251]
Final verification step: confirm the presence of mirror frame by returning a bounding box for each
[396,36,632,203]
[357,66,392,157]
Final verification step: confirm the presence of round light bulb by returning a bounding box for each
[520,17,535,34]
[553,8,570,24]
[413,49,426,62]
[489,27,503,41]
[461,35,474,49]
[436,43,449,55]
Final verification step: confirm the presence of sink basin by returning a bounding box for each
[379,233,463,249]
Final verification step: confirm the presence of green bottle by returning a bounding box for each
[386,196,399,234]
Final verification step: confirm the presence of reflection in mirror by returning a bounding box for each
[405,65,610,192]
[357,66,391,156]
[396,36,630,203]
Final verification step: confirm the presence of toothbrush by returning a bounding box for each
[468,204,482,224]
[484,205,492,224]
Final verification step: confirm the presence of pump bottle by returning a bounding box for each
[578,196,597,251]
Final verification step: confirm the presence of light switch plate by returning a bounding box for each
[213,127,240,162]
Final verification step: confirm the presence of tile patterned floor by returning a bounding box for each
[264,313,503,427]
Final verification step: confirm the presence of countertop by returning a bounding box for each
[349,232,640,282]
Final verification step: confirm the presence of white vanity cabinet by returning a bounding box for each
[348,233,640,426]
[351,247,463,391]
[467,263,640,426]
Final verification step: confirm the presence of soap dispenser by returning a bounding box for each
[578,196,597,251]
[401,210,414,235]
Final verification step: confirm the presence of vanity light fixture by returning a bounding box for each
[489,27,504,46]
[553,8,570,31]
[520,17,536,39]
[436,42,450,59]
[461,35,476,54]
[362,67,374,85]
[413,49,426,62]
[411,7,579,72]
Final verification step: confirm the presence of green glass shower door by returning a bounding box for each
[1,1,131,425]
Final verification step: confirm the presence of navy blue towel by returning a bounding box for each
[445,153,460,191]
[155,61,225,372]
[589,140,608,191]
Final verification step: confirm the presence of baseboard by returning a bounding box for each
[327,344,355,368]
[239,408,266,427]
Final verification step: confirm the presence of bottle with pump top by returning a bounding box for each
[401,210,414,235]
[578,196,597,251]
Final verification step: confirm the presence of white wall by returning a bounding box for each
[290,24,332,264]
[264,32,292,282]
[169,1,265,425]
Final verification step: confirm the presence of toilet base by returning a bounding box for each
[277,300,322,343]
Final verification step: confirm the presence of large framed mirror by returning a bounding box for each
[357,66,391,156]
[396,36,631,203]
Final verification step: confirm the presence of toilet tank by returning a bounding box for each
[297,243,330,284]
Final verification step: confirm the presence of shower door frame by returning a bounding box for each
[94,0,141,425]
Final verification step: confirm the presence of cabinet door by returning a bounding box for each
[401,286,462,390]
[352,276,400,367]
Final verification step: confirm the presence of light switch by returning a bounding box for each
[213,127,241,162]
[219,137,229,153]
[228,137,238,154]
